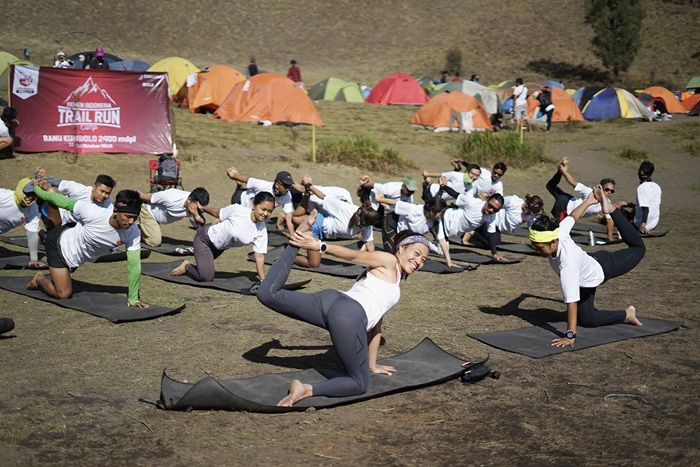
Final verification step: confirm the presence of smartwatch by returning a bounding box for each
[318,241,328,254]
[565,330,576,339]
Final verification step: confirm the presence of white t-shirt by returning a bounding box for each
[513,85,528,106]
[57,180,112,224]
[0,189,40,234]
[239,178,293,213]
[370,181,413,211]
[309,185,352,213]
[473,168,504,197]
[394,200,430,234]
[548,216,605,303]
[430,171,471,200]
[321,197,374,242]
[59,201,141,269]
[0,119,9,137]
[207,204,267,253]
[438,196,496,241]
[146,189,190,224]
[566,183,606,218]
[634,181,662,230]
[494,195,532,232]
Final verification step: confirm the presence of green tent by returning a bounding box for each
[308,77,364,103]
[0,52,33,97]
[418,76,436,94]
[686,77,700,90]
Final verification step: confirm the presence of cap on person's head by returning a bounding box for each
[95,47,105,57]
[22,181,35,194]
[275,171,294,187]
[402,176,417,192]
[57,50,65,57]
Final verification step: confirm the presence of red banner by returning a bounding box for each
[10,66,173,154]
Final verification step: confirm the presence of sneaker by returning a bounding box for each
[174,247,194,255]
[0,318,15,335]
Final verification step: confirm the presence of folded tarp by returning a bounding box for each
[0,235,151,261]
[0,247,47,270]
[254,246,366,279]
[469,318,680,358]
[141,261,311,295]
[158,338,469,413]
[0,276,185,323]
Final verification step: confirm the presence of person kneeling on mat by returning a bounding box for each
[171,192,272,282]
[529,186,644,348]
[27,184,149,308]
[137,187,209,247]
[257,212,430,407]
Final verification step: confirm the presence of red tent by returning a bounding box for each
[366,72,428,105]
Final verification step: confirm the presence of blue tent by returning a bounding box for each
[582,88,654,121]
[110,60,151,72]
[540,80,565,89]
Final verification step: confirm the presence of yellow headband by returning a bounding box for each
[529,228,559,243]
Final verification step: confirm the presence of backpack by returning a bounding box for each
[156,154,178,184]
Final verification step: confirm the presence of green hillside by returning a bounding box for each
[2,0,698,88]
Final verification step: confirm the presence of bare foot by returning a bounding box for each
[595,185,615,214]
[624,306,642,326]
[171,260,191,276]
[296,209,317,234]
[277,379,313,407]
[27,271,43,290]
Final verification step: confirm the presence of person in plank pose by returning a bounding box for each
[545,157,618,242]
[257,212,430,407]
[171,192,273,282]
[373,193,448,253]
[358,174,417,250]
[529,186,643,348]
[422,164,481,201]
[26,183,148,307]
[0,178,42,268]
[464,194,543,246]
[137,187,210,247]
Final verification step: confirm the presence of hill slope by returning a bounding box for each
[2,0,698,87]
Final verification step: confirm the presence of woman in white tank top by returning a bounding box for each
[257,210,431,407]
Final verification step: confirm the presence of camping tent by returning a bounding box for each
[682,93,700,111]
[149,57,200,97]
[366,72,428,105]
[307,78,364,103]
[188,65,246,113]
[642,86,686,113]
[110,60,151,72]
[689,100,700,116]
[572,86,603,109]
[496,82,540,113]
[526,86,584,123]
[215,73,323,126]
[0,52,32,93]
[685,77,700,91]
[411,91,491,132]
[540,80,565,89]
[68,51,122,69]
[430,80,500,115]
[581,88,653,121]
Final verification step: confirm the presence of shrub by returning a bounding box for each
[616,146,648,161]
[445,131,546,168]
[312,136,416,174]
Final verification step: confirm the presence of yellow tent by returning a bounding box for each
[148,57,200,97]
[0,51,33,93]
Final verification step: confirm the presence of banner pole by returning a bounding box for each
[312,125,316,163]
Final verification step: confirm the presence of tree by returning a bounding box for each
[585,0,645,81]
[445,48,462,76]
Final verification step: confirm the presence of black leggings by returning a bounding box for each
[578,209,645,327]
[546,171,573,221]
[257,245,370,398]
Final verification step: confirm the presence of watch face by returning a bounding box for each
[565,330,575,339]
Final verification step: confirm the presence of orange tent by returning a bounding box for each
[188,65,246,113]
[527,86,584,122]
[681,93,700,111]
[215,73,323,126]
[411,92,491,131]
[643,86,686,113]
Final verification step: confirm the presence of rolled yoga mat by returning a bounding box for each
[0,235,152,261]
[157,338,470,413]
[469,318,680,358]
[0,276,185,323]
[141,261,311,295]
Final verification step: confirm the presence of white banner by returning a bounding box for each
[12,65,39,100]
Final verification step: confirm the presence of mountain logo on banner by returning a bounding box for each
[57,76,121,130]
[12,65,39,100]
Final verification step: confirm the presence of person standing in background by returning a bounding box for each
[247,57,259,77]
[287,60,303,88]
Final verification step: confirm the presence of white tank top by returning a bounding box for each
[343,265,401,331]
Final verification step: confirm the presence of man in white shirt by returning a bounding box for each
[473,162,507,199]
[137,187,209,246]
[358,174,417,249]
[512,77,529,132]
[423,164,481,201]
[0,178,42,268]
[39,173,115,229]
[630,160,662,233]
[227,167,302,234]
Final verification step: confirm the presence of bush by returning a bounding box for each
[312,136,416,174]
[446,131,546,168]
[616,146,648,161]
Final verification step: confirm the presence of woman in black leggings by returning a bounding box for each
[257,212,430,407]
[529,186,644,348]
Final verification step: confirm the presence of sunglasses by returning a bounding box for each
[603,188,615,194]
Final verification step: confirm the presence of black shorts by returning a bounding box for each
[44,222,75,269]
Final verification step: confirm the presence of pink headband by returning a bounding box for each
[396,234,431,250]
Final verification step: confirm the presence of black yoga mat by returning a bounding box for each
[344,242,471,274]
[0,235,152,261]
[255,246,366,279]
[142,236,194,256]
[141,261,311,295]
[0,276,185,323]
[158,338,468,413]
[0,247,47,270]
[438,248,523,265]
[469,318,680,358]
[642,229,670,238]
[571,222,609,234]
[504,228,621,246]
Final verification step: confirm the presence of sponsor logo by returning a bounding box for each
[12,66,39,99]
[57,77,121,131]
[18,71,33,87]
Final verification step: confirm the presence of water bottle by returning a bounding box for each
[588,230,595,246]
